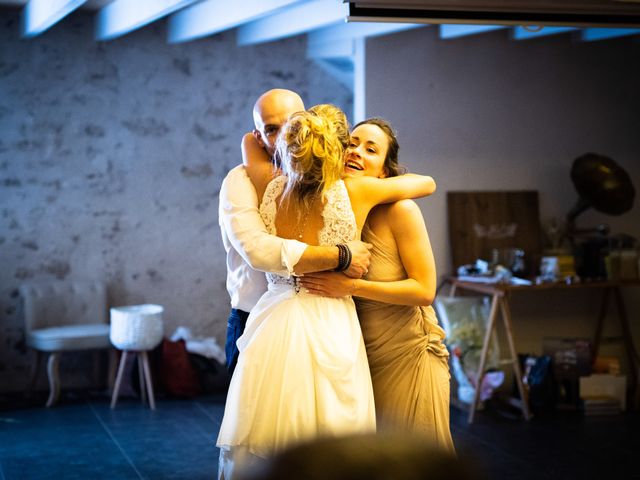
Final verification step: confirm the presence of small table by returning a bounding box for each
[441,277,640,424]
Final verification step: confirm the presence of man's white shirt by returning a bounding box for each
[219,165,306,312]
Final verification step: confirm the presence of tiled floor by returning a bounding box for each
[1,391,638,479]
[452,402,640,479]
[0,392,225,480]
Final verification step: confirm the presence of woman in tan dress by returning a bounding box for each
[301,118,455,453]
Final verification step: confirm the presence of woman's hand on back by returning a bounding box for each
[299,272,357,298]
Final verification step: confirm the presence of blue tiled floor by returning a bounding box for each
[0,393,224,480]
[1,392,639,479]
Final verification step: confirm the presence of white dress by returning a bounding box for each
[216,176,376,478]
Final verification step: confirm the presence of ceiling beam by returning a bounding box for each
[581,28,640,41]
[309,20,423,46]
[308,37,355,59]
[440,24,505,39]
[96,0,198,41]
[237,0,348,46]
[167,0,301,44]
[22,0,86,37]
[512,26,577,40]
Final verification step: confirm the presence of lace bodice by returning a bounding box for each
[260,175,357,285]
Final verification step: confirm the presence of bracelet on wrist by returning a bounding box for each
[335,244,352,272]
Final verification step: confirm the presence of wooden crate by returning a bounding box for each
[447,191,542,274]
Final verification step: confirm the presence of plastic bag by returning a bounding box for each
[434,296,504,403]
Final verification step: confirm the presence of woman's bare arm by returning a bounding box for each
[344,174,436,231]
[241,132,276,200]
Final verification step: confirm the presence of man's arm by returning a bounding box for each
[220,166,371,276]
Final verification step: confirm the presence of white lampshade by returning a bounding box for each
[110,304,164,351]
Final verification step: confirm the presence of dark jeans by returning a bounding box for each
[225,308,249,375]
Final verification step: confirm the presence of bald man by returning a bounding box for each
[219,89,371,375]
[252,88,303,157]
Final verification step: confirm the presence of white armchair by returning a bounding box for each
[20,280,112,407]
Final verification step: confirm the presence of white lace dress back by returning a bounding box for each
[216,176,375,480]
[260,175,357,286]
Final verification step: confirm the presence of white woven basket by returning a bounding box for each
[110,304,164,351]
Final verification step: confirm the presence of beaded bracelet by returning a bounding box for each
[336,244,346,271]
[335,244,352,272]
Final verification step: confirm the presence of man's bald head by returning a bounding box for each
[252,89,305,156]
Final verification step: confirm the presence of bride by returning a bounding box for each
[216,106,436,479]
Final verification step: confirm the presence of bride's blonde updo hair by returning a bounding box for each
[276,105,349,208]
[308,104,350,150]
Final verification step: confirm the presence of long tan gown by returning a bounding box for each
[356,223,455,453]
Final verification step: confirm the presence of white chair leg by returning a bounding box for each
[110,350,128,409]
[29,350,42,393]
[138,353,147,405]
[46,353,60,407]
[107,349,118,393]
[141,351,156,410]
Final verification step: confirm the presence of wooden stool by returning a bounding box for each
[111,349,156,409]
[109,304,164,410]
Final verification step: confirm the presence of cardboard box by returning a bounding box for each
[579,374,627,411]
